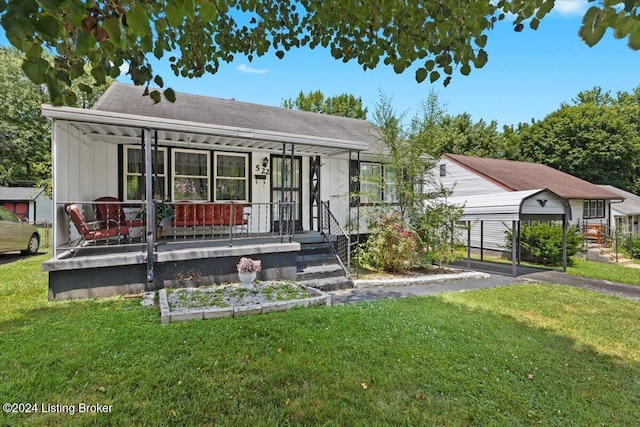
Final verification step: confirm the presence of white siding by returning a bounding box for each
[34,192,53,223]
[320,156,351,230]
[438,158,505,197]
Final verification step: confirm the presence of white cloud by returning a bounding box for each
[237,64,268,75]
[553,0,589,16]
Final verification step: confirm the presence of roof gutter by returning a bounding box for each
[41,104,369,152]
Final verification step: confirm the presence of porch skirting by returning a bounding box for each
[44,243,300,300]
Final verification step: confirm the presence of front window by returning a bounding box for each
[173,149,210,201]
[360,162,383,203]
[123,146,167,201]
[215,153,248,201]
[583,199,605,219]
[360,162,398,204]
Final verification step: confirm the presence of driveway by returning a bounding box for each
[327,268,640,305]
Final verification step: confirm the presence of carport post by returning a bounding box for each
[562,215,567,272]
[480,221,484,261]
[512,220,517,277]
[466,221,471,268]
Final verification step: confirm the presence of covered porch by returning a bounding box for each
[41,85,372,299]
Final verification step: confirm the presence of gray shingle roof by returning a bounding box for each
[599,185,640,215]
[444,154,621,200]
[0,187,44,201]
[93,82,380,150]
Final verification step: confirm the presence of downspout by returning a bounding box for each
[608,198,624,262]
[143,128,156,285]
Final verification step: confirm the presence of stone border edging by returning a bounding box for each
[353,271,490,288]
[158,285,330,324]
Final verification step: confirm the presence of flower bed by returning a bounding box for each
[157,281,330,323]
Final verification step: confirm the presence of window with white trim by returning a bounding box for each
[360,162,383,203]
[214,153,248,201]
[123,145,167,201]
[172,149,210,201]
[583,199,605,219]
[360,162,398,204]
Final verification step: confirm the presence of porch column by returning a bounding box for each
[144,128,156,284]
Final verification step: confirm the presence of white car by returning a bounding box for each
[0,206,40,255]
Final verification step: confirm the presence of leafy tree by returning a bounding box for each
[410,89,449,157]
[359,91,465,271]
[519,103,640,193]
[0,46,112,189]
[437,114,507,158]
[282,90,367,119]
[1,0,637,105]
[409,91,515,160]
[571,86,614,106]
[0,46,50,187]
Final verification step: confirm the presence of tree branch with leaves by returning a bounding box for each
[2,0,637,106]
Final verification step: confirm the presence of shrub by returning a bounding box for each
[505,222,581,266]
[622,236,640,259]
[357,213,420,273]
[415,201,466,270]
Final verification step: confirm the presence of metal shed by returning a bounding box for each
[447,188,572,276]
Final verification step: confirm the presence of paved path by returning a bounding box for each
[327,268,640,305]
[519,270,640,302]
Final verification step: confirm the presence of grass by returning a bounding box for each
[470,253,640,287]
[567,258,640,286]
[1,254,640,426]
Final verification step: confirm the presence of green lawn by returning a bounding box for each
[567,258,640,286]
[472,253,640,287]
[1,254,639,426]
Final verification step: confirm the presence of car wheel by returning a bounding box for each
[21,234,40,255]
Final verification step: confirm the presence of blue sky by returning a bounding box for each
[3,1,640,127]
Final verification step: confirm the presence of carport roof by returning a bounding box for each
[447,188,572,222]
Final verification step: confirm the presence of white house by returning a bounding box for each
[599,185,640,238]
[437,153,622,251]
[41,82,386,299]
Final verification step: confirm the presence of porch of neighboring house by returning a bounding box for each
[41,101,368,300]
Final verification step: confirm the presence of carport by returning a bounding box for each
[448,189,572,276]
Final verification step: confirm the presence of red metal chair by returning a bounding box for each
[66,204,129,247]
[93,196,144,228]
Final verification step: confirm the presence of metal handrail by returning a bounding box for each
[54,200,296,258]
[320,201,351,277]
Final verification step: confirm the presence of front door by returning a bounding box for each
[271,155,302,231]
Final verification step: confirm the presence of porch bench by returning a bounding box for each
[171,202,249,236]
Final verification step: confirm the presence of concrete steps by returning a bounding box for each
[586,248,636,266]
[294,233,353,291]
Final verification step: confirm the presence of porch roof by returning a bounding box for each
[42,83,374,157]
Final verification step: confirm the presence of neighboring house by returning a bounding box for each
[41,82,385,299]
[598,185,640,237]
[0,187,52,223]
[436,153,622,251]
